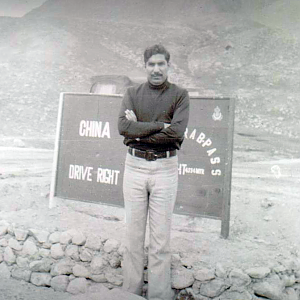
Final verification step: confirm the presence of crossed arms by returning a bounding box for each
[118,89,189,145]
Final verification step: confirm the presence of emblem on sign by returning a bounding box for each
[212,106,223,121]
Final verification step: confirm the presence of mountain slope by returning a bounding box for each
[0,0,299,147]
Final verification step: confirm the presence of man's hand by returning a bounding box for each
[125,109,137,122]
[164,123,171,129]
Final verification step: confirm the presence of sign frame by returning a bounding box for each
[50,92,235,238]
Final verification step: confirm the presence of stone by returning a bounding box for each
[39,248,50,257]
[72,231,86,246]
[69,274,76,281]
[103,239,120,253]
[253,281,283,300]
[31,272,52,286]
[67,277,88,294]
[0,262,11,278]
[200,279,228,298]
[261,198,274,208]
[186,288,210,300]
[117,243,126,256]
[85,234,102,251]
[91,256,106,274]
[51,275,69,292]
[48,232,61,244]
[283,287,298,300]
[171,266,194,289]
[11,267,32,282]
[14,228,28,241]
[4,246,16,264]
[65,229,79,238]
[29,229,50,243]
[30,259,53,272]
[80,248,94,262]
[0,238,8,247]
[16,256,29,268]
[51,243,65,259]
[105,270,123,286]
[281,274,296,287]
[194,268,215,281]
[0,252,3,263]
[0,225,8,236]
[273,264,286,273]
[229,268,251,286]
[108,253,121,268]
[182,257,196,269]
[50,259,74,276]
[73,264,90,278]
[245,266,271,279]
[65,244,80,261]
[215,263,227,278]
[219,289,252,300]
[192,280,202,294]
[22,240,38,256]
[60,231,72,244]
[41,242,52,249]
[8,238,22,251]
[89,273,107,283]
[286,259,300,271]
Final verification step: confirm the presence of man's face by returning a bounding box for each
[145,54,169,85]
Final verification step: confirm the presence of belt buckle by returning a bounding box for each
[145,150,157,161]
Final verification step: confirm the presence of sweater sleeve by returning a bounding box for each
[140,90,189,144]
[118,88,164,139]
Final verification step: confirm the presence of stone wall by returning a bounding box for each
[0,220,300,300]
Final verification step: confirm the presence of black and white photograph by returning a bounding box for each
[0,0,300,299]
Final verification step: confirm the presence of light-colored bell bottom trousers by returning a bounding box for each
[122,153,178,300]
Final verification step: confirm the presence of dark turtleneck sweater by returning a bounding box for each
[118,80,189,152]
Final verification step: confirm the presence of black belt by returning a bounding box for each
[128,148,176,161]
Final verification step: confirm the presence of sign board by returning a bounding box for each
[50,93,235,237]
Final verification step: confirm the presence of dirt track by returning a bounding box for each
[1,143,299,270]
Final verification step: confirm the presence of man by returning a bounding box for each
[118,44,189,300]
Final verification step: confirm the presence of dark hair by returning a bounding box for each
[144,44,170,64]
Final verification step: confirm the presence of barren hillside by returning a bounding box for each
[0,0,299,154]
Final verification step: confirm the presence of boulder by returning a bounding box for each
[8,238,22,251]
[4,246,16,264]
[200,279,229,298]
[13,228,28,241]
[253,281,283,300]
[103,239,120,254]
[11,267,32,282]
[171,266,194,289]
[22,240,38,256]
[66,277,88,294]
[0,262,11,278]
[51,275,69,292]
[48,232,61,244]
[72,231,86,246]
[51,243,65,259]
[30,272,52,286]
[73,264,90,278]
[29,229,50,243]
[245,267,271,279]
[65,244,80,261]
[50,259,74,276]
[194,268,215,281]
